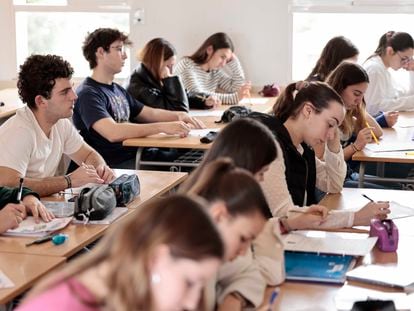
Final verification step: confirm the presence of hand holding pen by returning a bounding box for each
[354,194,390,225]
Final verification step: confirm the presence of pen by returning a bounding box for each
[16,177,24,202]
[25,234,54,247]
[365,121,379,145]
[362,194,374,202]
[268,288,279,310]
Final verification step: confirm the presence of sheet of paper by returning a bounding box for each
[42,200,75,217]
[238,97,269,105]
[72,207,128,225]
[365,142,414,152]
[389,201,414,219]
[396,119,414,128]
[3,217,72,237]
[188,110,223,117]
[0,270,14,289]
[189,128,220,137]
[282,230,377,256]
[346,264,414,290]
[335,284,413,310]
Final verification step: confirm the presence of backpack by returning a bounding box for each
[215,106,252,123]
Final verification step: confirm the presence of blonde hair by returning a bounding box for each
[24,195,224,311]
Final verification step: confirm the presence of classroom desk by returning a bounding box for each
[264,188,414,310]
[0,88,24,119]
[352,112,414,187]
[123,97,276,169]
[0,169,187,257]
[0,253,65,304]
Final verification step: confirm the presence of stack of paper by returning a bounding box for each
[3,217,72,237]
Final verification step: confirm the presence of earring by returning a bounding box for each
[151,273,161,284]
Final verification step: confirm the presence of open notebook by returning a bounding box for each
[3,217,72,237]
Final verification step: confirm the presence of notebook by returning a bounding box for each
[3,217,72,237]
[346,264,414,292]
[42,200,75,217]
[285,251,355,284]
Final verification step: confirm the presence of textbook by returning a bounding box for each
[346,264,414,292]
[285,251,355,284]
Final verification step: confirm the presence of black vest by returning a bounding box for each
[249,112,317,206]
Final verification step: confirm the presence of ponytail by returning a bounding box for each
[370,31,414,58]
[273,81,343,123]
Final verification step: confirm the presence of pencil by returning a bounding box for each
[365,121,379,145]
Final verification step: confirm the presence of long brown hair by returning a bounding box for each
[189,32,234,65]
[24,195,224,311]
[306,36,359,81]
[326,61,369,137]
[139,37,176,82]
[180,158,272,219]
[273,81,344,123]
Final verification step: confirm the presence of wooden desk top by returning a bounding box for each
[0,253,65,304]
[0,170,187,257]
[0,88,24,119]
[123,97,276,149]
[352,112,414,163]
[264,188,414,310]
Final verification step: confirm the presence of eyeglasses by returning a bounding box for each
[396,52,412,65]
[110,45,128,54]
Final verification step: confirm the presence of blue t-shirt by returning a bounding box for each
[73,77,144,166]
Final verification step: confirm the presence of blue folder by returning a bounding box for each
[285,251,355,284]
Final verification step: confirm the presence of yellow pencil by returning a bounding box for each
[406,152,414,156]
[365,121,379,145]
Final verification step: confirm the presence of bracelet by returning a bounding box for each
[64,174,72,189]
[350,143,360,152]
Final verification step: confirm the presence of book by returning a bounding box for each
[346,264,414,292]
[285,251,355,284]
[283,231,377,257]
[3,217,72,237]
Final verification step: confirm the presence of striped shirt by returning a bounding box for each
[174,57,245,104]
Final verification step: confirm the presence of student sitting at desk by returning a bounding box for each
[0,55,114,197]
[326,61,385,188]
[0,186,53,233]
[125,38,216,111]
[251,81,390,227]
[364,31,414,116]
[74,28,205,168]
[17,195,224,311]
[174,32,251,105]
[180,158,270,311]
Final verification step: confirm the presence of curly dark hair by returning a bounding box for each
[17,54,74,109]
[82,28,132,69]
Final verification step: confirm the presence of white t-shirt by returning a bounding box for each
[0,107,83,178]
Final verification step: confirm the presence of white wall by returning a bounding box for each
[0,0,292,86]
[129,0,291,86]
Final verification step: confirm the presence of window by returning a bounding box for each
[291,1,414,89]
[14,1,130,78]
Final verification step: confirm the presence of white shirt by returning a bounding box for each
[363,55,414,115]
[0,107,83,177]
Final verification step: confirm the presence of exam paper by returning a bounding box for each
[365,142,414,152]
[3,217,72,237]
[239,97,269,105]
[188,110,223,117]
[0,270,14,289]
[189,129,220,137]
[282,231,377,256]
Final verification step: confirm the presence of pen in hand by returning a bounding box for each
[16,177,24,202]
[362,194,374,202]
[365,121,379,145]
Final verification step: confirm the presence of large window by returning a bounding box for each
[13,0,130,78]
[291,2,414,88]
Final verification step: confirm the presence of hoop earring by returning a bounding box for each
[151,273,161,284]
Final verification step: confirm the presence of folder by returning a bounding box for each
[285,251,355,284]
